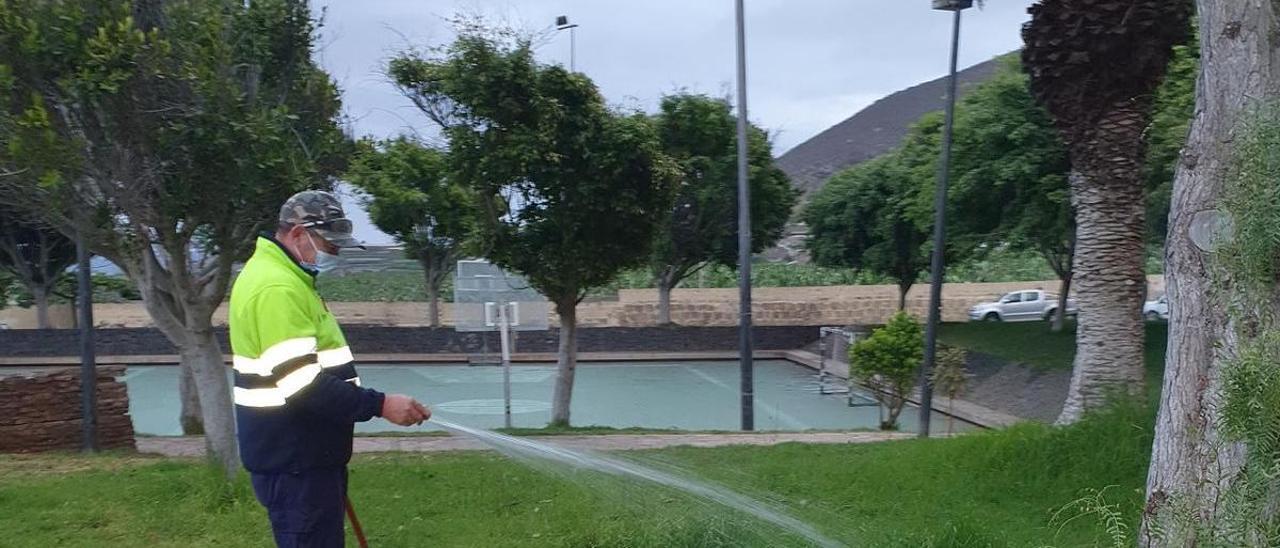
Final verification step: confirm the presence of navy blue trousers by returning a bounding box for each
[251,467,348,548]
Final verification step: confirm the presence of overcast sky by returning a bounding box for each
[312,0,1037,245]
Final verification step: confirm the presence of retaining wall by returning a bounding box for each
[0,366,135,453]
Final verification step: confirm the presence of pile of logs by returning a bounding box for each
[0,365,135,453]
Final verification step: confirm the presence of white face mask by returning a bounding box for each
[303,232,342,274]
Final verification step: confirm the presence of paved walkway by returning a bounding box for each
[138,431,912,458]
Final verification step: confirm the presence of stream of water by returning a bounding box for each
[431,418,846,548]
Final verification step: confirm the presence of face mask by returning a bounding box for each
[303,232,342,274]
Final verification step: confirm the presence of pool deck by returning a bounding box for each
[138,431,914,457]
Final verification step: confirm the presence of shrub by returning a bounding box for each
[850,311,923,430]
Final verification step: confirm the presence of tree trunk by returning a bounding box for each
[1056,114,1148,425]
[1142,2,1277,543]
[178,363,204,435]
[1052,271,1072,333]
[885,394,905,430]
[897,282,910,312]
[31,285,50,329]
[550,301,578,427]
[178,329,239,477]
[657,269,674,325]
[422,258,440,328]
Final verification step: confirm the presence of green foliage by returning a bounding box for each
[1050,486,1133,548]
[649,93,796,289]
[317,271,453,303]
[805,52,1191,290]
[1145,42,1199,242]
[849,311,924,430]
[345,137,474,320]
[0,0,348,305]
[388,31,678,308]
[0,269,13,309]
[931,346,970,400]
[0,205,75,312]
[803,155,928,301]
[942,57,1074,276]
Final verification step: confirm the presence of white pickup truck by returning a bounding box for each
[968,289,1077,322]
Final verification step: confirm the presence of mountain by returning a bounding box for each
[777,57,1005,200]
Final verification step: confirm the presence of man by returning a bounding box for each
[230,190,430,547]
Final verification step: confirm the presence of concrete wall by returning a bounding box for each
[0,304,75,329]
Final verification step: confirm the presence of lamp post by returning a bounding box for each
[75,229,97,452]
[734,0,754,431]
[918,0,972,439]
[555,15,579,72]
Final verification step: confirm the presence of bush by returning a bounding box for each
[850,311,923,430]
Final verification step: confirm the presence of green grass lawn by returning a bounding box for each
[940,320,1168,373]
[0,403,1151,547]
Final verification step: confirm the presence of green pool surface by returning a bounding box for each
[121,360,970,435]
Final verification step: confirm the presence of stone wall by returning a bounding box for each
[63,277,1164,329]
[0,366,135,453]
[0,325,823,358]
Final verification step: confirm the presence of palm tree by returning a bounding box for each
[1021,0,1192,424]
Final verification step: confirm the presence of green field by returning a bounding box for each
[0,323,1163,547]
[0,405,1151,547]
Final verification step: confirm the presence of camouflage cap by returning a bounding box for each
[279,190,364,249]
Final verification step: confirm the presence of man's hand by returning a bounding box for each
[382,394,430,426]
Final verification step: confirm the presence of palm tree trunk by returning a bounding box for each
[1055,107,1149,425]
[1142,1,1275,542]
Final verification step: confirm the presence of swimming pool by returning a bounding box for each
[122,360,970,435]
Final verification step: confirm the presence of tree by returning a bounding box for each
[931,346,970,435]
[1022,0,1193,424]
[0,206,75,328]
[942,58,1075,331]
[1144,41,1199,245]
[804,155,928,309]
[1142,2,1280,544]
[346,138,473,327]
[389,31,678,426]
[0,0,347,476]
[649,93,795,325]
[850,311,923,431]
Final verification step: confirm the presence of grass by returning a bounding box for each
[0,403,1153,547]
[940,321,1168,373]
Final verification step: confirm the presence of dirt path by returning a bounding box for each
[138,431,911,457]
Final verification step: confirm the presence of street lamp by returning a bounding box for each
[733,0,754,431]
[917,0,972,439]
[555,15,579,72]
